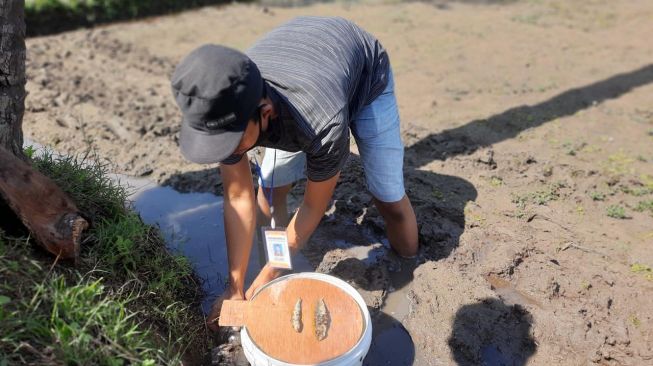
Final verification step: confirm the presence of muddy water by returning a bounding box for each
[125,176,249,312]
[125,176,312,313]
[332,236,416,364]
[364,260,416,365]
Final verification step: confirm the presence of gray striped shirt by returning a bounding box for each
[222,16,389,181]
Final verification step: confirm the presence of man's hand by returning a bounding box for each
[245,172,340,298]
[286,172,340,249]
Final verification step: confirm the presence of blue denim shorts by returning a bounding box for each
[259,71,405,203]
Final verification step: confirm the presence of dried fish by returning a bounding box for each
[315,298,330,341]
[291,298,303,332]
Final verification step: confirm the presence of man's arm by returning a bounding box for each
[220,157,256,299]
[287,172,340,252]
[244,172,340,299]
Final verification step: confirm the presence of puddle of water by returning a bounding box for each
[333,239,386,265]
[365,251,417,364]
[125,176,254,312]
[124,176,312,313]
[382,283,413,322]
[486,274,542,309]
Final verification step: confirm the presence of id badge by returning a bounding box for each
[261,227,293,270]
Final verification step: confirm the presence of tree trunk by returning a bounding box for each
[0,1,88,261]
[0,0,26,158]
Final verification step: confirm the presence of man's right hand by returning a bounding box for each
[211,157,256,332]
[206,286,246,332]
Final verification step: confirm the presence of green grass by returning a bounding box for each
[606,205,627,219]
[0,148,209,365]
[25,0,233,36]
[629,315,641,328]
[489,176,503,187]
[512,181,565,209]
[634,199,653,215]
[619,185,653,197]
[630,263,653,281]
[590,191,606,201]
[604,151,636,176]
[431,189,444,200]
[31,150,127,223]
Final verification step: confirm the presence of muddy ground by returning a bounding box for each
[24,0,653,365]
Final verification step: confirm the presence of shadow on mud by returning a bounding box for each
[160,62,653,363]
[407,63,653,168]
[299,150,477,288]
[364,311,415,366]
[448,298,536,366]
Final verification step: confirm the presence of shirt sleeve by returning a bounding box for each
[306,113,350,182]
[220,154,244,165]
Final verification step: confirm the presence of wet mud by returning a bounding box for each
[24,1,653,364]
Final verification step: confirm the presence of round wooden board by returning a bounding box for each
[246,277,364,364]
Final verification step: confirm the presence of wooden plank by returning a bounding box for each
[218,300,284,327]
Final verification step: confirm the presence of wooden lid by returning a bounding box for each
[244,277,364,364]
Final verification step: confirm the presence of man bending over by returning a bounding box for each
[171,16,418,330]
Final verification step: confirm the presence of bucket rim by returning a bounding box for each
[242,272,373,365]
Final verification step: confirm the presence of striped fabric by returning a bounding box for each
[223,16,389,182]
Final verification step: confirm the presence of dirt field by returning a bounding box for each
[24,0,653,365]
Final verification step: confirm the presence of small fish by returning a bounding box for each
[291,298,303,332]
[315,298,330,341]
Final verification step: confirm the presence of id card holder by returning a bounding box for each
[261,227,293,270]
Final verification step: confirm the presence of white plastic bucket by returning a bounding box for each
[241,273,373,366]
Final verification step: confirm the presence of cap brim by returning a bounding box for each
[179,121,244,164]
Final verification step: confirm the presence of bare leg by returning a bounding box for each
[373,194,419,258]
[257,184,293,227]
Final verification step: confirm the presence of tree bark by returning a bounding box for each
[0,146,88,260]
[0,1,88,261]
[0,0,26,158]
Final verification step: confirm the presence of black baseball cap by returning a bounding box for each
[171,45,263,164]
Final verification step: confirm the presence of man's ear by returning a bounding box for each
[260,101,274,120]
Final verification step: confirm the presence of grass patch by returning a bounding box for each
[634,200,653,215]
[0,149,209,365]
[629,315,641,328]
[489,176,503,187]
[590,191,606,201]
[604,151,636,176]
[641,174,653,191]
[512,181,565,209]
[431,189,444,200]
[630,263,653,281]
[606,205,627,219]
[31,150,127,222]
[621,186,653,196]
